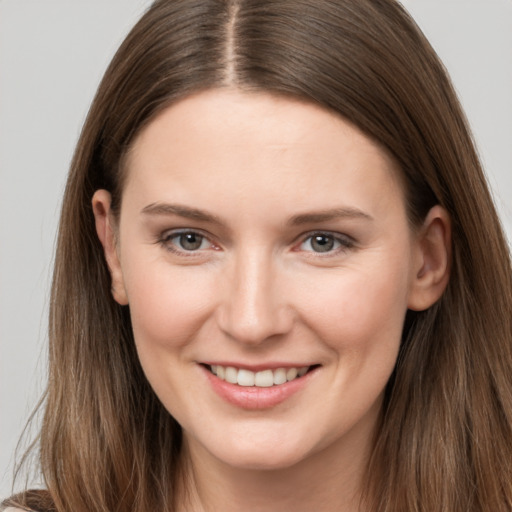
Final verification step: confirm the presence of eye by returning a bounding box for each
[160,230,213,253]
[299,233,352,254]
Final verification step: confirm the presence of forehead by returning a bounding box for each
[123,89,405,221]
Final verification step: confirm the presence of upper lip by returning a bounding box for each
[200,361,318,372]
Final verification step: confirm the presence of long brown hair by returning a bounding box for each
[5,0,512,510]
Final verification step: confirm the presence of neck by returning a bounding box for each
[177,425,374,512]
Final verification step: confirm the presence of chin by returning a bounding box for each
[219,448,307,472]
[205,430,313,471]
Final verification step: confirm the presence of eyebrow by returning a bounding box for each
[141,202,373,226]
[288,208,373,226]
[141,202,222,224]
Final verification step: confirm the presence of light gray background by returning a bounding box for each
[1,0,511,498]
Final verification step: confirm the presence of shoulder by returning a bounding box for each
[2,506,36,512]
[2,489,52,512]
[1,505,38,512]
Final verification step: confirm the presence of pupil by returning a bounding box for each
[180,233,202,250]
[312,235,333,253]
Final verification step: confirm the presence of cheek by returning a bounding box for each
[123,260,215,350]
[300,256,410,356]
[122,262,216,413]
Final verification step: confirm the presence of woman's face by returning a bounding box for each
[94,89,437,471]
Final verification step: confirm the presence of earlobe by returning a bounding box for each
[92,190,129,305]
[408,205,451,312]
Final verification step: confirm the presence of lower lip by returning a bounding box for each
[202,366,314,410]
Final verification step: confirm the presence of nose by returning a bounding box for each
[216,250,294,345]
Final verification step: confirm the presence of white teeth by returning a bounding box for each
[237,369,255,387]
[209,365,310,387]
[286,367,298,381]
[298,367,308,377]
[225,366,238,384]
[273,368,287,385]
[254,369,274,387]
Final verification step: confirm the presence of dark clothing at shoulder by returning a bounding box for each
[2,489,54,512]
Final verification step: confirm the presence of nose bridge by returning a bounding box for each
[217,245,291,344]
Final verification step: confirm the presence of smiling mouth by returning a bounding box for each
[206,364,318,388]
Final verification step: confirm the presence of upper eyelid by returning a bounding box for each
[157,228,216,254]
[294,231,355,255]
[296,230,354,244]
[160,227,212,241]
[156,228,354,250]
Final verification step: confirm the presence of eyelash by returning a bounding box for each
[297,232,355,256]
[157,229,216,257]
[156,229,355,257]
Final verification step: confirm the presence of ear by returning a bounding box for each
[408,205,451,311]
[92,190,129,305]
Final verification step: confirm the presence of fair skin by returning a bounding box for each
[93,89,450,512]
